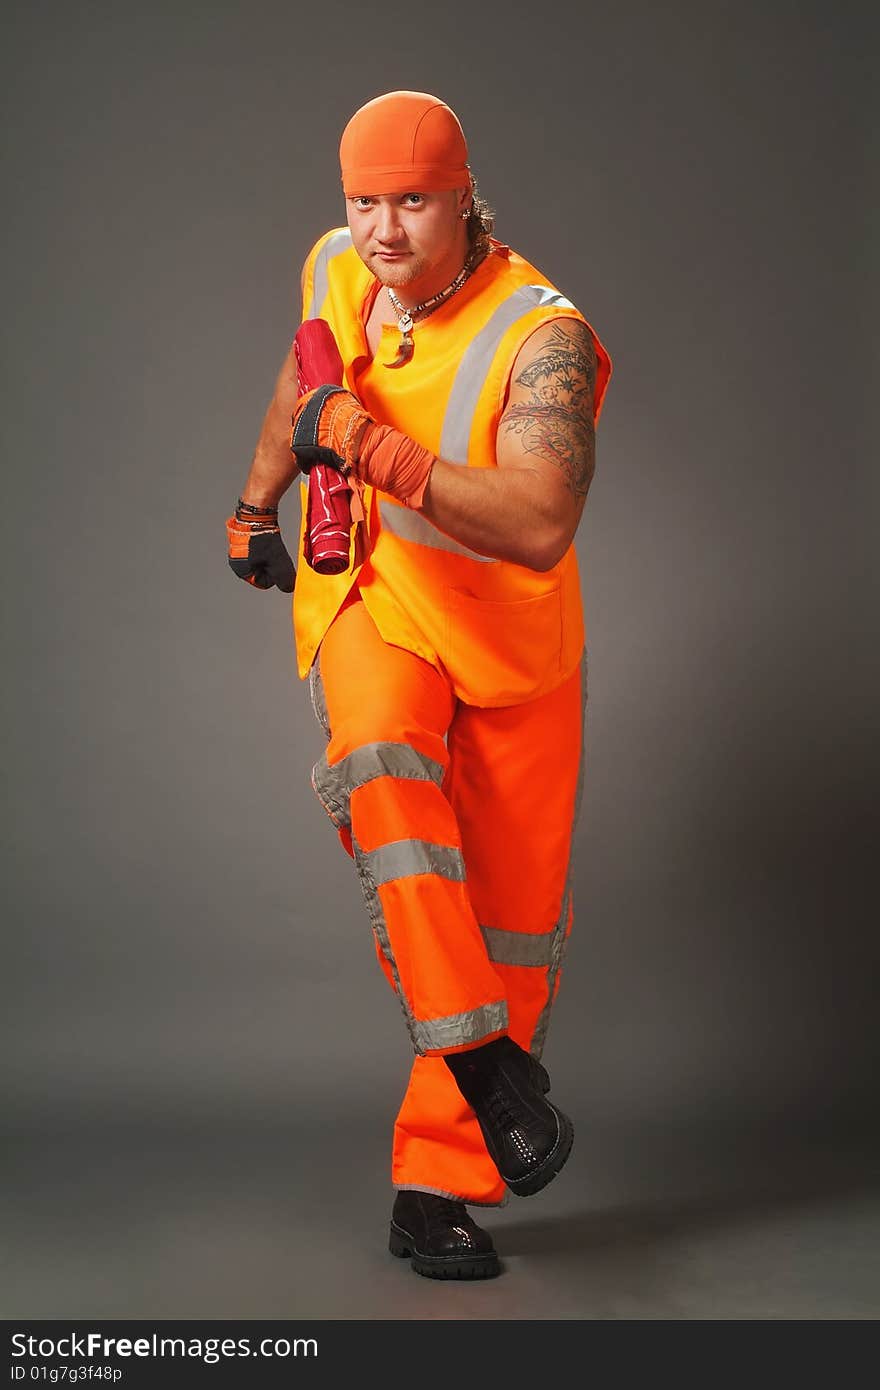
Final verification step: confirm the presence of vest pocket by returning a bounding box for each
[442,584,564,706]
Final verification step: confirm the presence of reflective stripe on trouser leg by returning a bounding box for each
[391,650,587,1204]
[531,645,588,1055]
[310,595,508,1057]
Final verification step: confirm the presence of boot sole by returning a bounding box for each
[503,1105,574,1198]
[389,1224,500,1280]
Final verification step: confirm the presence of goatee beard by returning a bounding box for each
[371,256,425,289]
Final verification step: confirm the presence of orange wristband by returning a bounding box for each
[357,424,435,509]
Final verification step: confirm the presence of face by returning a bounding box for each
[345,189,469,298]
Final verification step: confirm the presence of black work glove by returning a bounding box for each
[226,499,296,592]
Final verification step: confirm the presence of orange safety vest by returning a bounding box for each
[292,227,612,706]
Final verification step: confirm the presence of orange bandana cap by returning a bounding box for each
[340,91,470,197]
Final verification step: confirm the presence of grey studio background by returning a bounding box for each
[2,0,877,1321]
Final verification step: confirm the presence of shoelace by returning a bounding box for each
[425,1197,470,1237]
[484,1083,523,1136]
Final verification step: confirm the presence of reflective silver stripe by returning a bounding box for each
[440,283,575,464]
[351,831,418,1045]
[312,741,446,830]
[394,1182,509,1209]
[308,653,331,741]
[308,229,353,318]
[361,839,466,886]
[414,999,508,1054]
[378,499,497,561]
[480,924,555,968]
[350,833,506,1058]
[532,646,588,1057]
[377,282,576,561]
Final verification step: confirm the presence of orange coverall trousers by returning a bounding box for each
[309,589,587,1205]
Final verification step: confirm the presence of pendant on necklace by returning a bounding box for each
[386,329,414,369]
[385,300,415,369]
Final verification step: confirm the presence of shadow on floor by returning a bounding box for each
[496,1143,880,1259]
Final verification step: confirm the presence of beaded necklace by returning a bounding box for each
[384,249,485,368]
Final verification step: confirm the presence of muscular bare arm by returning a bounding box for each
[237,337,303,508]
[417,318,597,570]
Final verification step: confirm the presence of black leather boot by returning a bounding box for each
[444,1035,574,1197]
[389,1189,500,1279]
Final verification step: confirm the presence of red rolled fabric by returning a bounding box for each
[293,320,354,575]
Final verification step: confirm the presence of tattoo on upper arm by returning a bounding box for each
[499,320,597,498]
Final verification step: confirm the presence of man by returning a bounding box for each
[227,91,612,1280]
